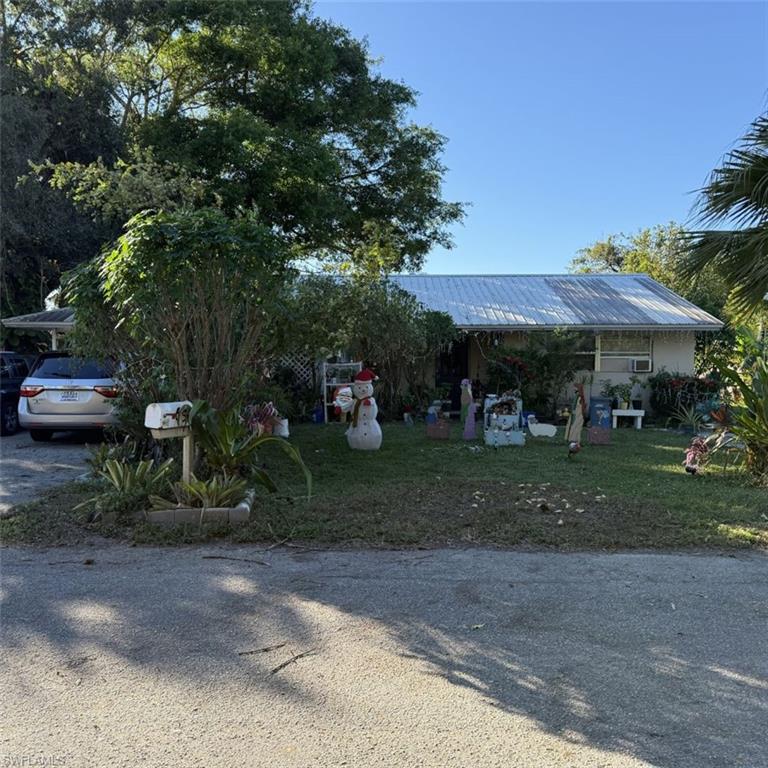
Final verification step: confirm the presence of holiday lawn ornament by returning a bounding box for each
[463,403,477,441]
[460,379,477,440]
[565,384,587,457]
[425,401,441,424]
[527,415,557,438]
[484,390,525,446]
[460,379,472,423]
[683,437,709,475]
[426,415,451,439]
[587,401,611,445]
[332,386,354,421]
[568,441,582,458]
[346,369,382,451]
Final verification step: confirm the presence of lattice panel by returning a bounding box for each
[276,352,316,386]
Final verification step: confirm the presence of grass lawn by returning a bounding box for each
[242,422,767,549]
[3,422,767,549]
[7,424,768,549]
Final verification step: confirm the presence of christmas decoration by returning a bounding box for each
[345,369,383,451]
[565,383,587,456]
[460,379,477,440]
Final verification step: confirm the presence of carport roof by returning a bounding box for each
[1,308,75,331]
[390,273,724,331]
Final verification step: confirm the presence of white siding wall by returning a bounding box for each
[586,331,696,410]
[450,330,697,413]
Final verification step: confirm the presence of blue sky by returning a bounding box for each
[316,1,768,273]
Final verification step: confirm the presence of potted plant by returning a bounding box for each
[614,382,633,410]
[599,379,619,409]
[245,401,286,436]
[629,375,644,410]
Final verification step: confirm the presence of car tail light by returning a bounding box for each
[20,385,44,397]
[94,385,120,398]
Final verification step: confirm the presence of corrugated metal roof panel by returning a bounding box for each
[1,308,75,329]
[390,274,724,330]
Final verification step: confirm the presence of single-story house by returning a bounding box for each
[389,273,724,410]
[1,273,724,412]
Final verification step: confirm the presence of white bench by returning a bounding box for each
[612,408,645,430]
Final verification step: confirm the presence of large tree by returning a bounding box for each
[684,113,768,318]
[4,0,462,274]
[0,38,119,347]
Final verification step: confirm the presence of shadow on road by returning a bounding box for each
[2,548,767,766]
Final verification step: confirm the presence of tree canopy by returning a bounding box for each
[570,223,730,323]
[2,0,462,299]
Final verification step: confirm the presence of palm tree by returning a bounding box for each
[685,114,768,318]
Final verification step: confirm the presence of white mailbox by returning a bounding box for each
[145,400,194,482]
[145,401,193,438]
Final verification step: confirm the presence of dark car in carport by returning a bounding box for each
[0,351,31,435]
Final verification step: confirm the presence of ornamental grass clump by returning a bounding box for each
[190,401,312,499]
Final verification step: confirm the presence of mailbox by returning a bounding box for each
[145,401,193,439]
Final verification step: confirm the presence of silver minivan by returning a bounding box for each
[18,353,119,441]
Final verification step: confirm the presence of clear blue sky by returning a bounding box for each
[316,1,768,274]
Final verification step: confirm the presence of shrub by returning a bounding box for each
[150,475,249,511]
[487,331,585,416]
[190,401,312,497]
[66,208,290,410]
[279,275,457,418]
[647,369,720,417]
[76,458,175,523]
[717,353,768,480]
[486,353,530,394]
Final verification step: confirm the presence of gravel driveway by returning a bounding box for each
[2,546,766,767]
[0,431,91,515]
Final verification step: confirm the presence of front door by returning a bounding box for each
[436,339,469,411]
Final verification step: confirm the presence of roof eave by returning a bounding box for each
[455,323,724,332]
[0,321,74,331]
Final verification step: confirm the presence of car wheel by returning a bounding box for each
[0,403,19,435]
[30,429,54,442]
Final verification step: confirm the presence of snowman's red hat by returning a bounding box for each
[354,368,378,383]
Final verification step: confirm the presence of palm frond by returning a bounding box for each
[683,112,768,318]
[683,227,768,315]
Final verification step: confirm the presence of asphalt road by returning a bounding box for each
[0,431,91,515]
[2,545,766,767]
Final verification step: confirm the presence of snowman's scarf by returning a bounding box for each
[352,398,362,428]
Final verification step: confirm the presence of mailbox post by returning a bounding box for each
[145,401,194,483]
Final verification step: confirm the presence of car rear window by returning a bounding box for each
[30,356,114,379]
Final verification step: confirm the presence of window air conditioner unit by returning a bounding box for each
[632,358,652,373]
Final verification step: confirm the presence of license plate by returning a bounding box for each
[59,391,79,402]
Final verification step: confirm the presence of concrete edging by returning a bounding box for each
[145,489,255,527]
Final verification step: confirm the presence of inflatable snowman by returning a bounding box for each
[346,368,383,451]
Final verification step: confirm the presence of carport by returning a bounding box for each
[1,308,75,350]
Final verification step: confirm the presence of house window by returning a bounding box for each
[572,339,596,370]
[597,332,652,373]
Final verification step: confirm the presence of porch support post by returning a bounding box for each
[594,333,601,372]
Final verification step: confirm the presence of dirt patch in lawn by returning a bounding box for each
[226,478,767,550]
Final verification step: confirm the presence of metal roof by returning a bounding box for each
[1,308,75,331]
[390,274,724,331]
